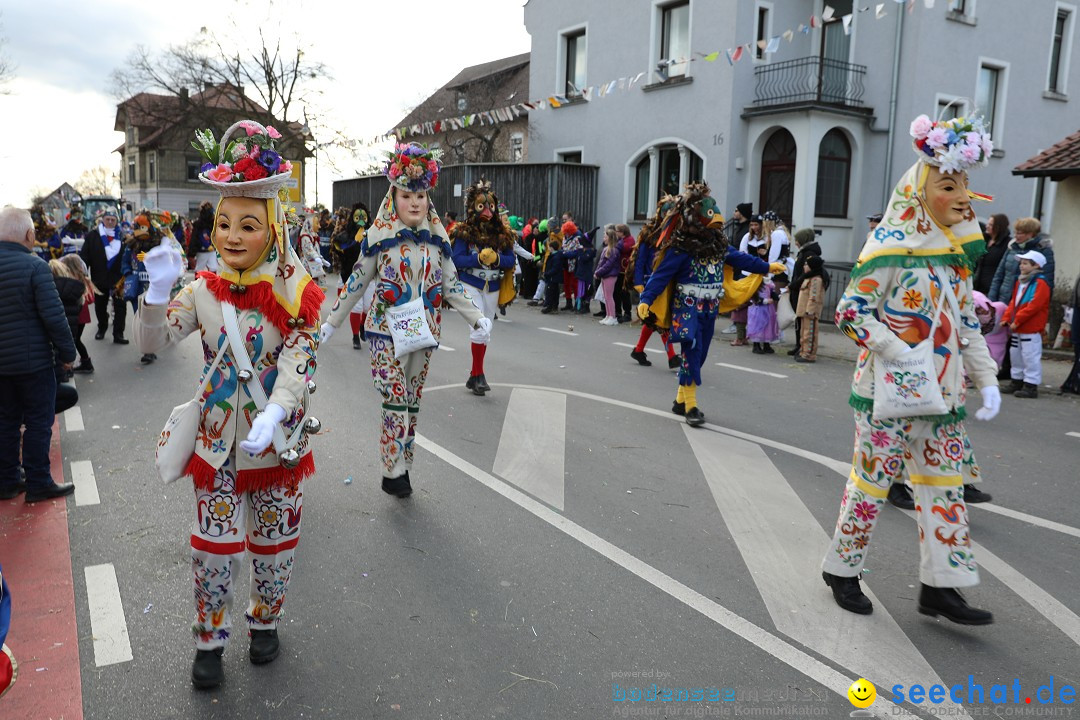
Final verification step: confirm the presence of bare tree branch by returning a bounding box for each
[74,165,121,197]
[0,12,15,93]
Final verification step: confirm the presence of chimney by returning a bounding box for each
[179,87,189,101]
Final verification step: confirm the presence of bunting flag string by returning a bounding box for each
[348,0,935,145]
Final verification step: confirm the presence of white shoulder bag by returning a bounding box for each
[155,341,229,484]
[872,279,956,421]
[384,241,437,358]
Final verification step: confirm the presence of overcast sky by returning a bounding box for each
[0,0,530,208]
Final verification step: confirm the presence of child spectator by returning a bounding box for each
[1000,250,1051,398]
[972,291,1009,371]
[594,226,622,325]
[540,238,563,314]
[794,256,828,363]
[50,258,93,377]
[747,247,781,354]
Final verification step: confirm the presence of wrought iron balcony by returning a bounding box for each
[750,57,868,111]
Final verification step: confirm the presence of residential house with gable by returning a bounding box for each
[524,0,1079,280]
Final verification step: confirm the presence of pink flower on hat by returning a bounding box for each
[206,164,234,182]
[909,115,934,140]
[925,127,949,149]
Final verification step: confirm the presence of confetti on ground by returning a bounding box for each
[344,476,353,485]
[143,603,153,614]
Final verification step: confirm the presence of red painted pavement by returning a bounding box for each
[0,419,83,719]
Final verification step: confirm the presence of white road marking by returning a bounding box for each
[64,406,84,432]
[715,362,788,379]
[972,503,1080,540]
[84,564,133,667]
[415,433,900,719]
[683,427,966,715]
[70,460,100,506]
[493,389,566,510]
[539,327,577,337]
[613,342,666,354]
[438,345,456,352]
[1067,431,1080,439]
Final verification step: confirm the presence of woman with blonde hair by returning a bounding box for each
[760,211,791,267]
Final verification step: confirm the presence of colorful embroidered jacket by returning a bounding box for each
[327,228,483,339]
[835,263,998,420]
[451,238,515,294]
[135,280,319,491]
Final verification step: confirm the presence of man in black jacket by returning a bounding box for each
[0,208,77,502]
[80,208,128,343]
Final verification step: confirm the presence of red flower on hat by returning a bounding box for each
[244,164,268,181]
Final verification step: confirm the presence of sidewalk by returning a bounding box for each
[714,317,1079,394]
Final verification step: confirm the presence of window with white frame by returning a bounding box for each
[148,153,155,182]
[510,133,524,162]
[814,129,851,218]
[563,30,587,97]
[754,4,771,61]
[1048,6,1074,93]
[975,61,1006,138]
[632,144,704,220]
[187,160,201,181]
[948,0,966,13]
[659,1,690,79]
[935,95,968,121]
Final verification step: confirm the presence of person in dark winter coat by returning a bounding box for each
[724,202,752,253]
[80,208,129,343]
[989,217,1055,302]
[50,258,93,373]
[541,238,564,313]
[0,207,77,503]
[973,213,1010,296]
[786,228,825,356]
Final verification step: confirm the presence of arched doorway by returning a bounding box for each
[759,129,796,227]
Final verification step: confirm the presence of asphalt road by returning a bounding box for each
[57,285,1080,719]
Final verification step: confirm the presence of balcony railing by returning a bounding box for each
[751,57,867,110]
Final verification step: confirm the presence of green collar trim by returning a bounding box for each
[848,392,967,424]
[849,239,986,281]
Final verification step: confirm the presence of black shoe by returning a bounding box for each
[382,472,412,498]
[577,306,590,314]
[795,355,815,363]
[466,375,486,396]
[563,300,573,311]
[95,329,106,340]
[249,628,280,664]
[0,481,27,500]
[191,647,224,689]
[500,306,507,316]
[752,343,765,354]
[822,571,873,615]
[1000,379,1023,393]
[617,315,629,324]
[963,484,992,503]
[671,400,685,416]
[140,353,155,364]
[593,311,605,317]
[73,361,94,374]
[667,356,681,370]
[685,407,705,427]
[527,300,540,306]
[887,483,915,510]
[1014,382,1038,398]
[763,343,775,354]
[475,374,490,392]
[113,337,130,345]
[149,353,157,360]
[540,307,554,314]
[630,350,652,366]
[352,334,361,349]
[787,347,799,356]
[25,482,75,503]
[917,585,993,625]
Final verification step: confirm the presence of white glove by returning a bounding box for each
[321,258,332,268]
[475,317,493,335]
[320,323,336,343]
[144,245,184,305]
[974,386,1001,421]
[239,402,286,455]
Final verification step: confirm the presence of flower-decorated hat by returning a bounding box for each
[383,142,442,192]
[189,120,324,337]
[910,114,993,175]
[194,120,294,197]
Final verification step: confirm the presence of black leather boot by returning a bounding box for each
[1000,378,1023,393]
[382,472,412,498]
[475,374,490,392]
[249,628,280,664]
[685,407,705,427]
[668,356,681,369]
[887,483,916,510]
[822,571,873,614]
[191,647,224,689]
[917,585,993,625]
[1014,382,1038,398]
[630,350,651,366]
[352,334,361,349]
[671,400,685,416]
[963,484,992,503]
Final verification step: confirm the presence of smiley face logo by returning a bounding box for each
[848,678,876,708]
